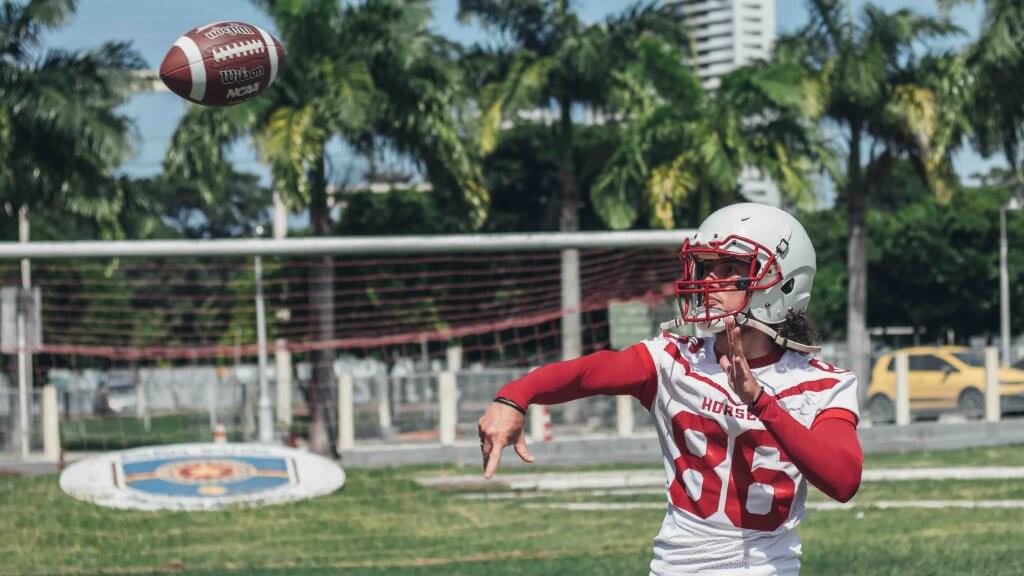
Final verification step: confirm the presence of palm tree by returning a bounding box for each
[592,35,829,230]
[0,0,146,238]
[955,0,1024,186]
[458,2,689,406]
[165,0,486,453]
[780,0,967,389]
[459,0,689,235]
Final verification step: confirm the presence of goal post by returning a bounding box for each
[0,230,691,454]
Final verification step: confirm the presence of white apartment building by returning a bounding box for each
[674,0,782,207]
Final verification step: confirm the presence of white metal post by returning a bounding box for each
[0,230,693,260]
[337,373,354,450]
[272,193,292,432]
[560,249,582,361]
[275,338,292,427]
[438,371,457,445]
[42,384,59,462]
[255,255,273,443]
[985,346,1001,422]
[895,352,910,426]
[527,404,545,443]
[561,248,582,423]
[135,366,150,433]
[616,395,634,437]
[17,206,32,457]
[207,354,217,432]
[376,376,393,434]
[446,345,463,372]
[1001,207,1011,366]
[16,301,29,457]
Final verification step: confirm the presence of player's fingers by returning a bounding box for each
[722,316,738,351]
[484,441,505,479]
[514,434,535,463]
[729,320,745,358]
[718,354,736,386]
[480,437,491,470]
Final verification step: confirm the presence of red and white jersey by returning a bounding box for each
[640,333,859,576]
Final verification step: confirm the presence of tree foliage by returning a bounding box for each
[593,35,830,229]
[459,0,690,232]
[0,0,146,238]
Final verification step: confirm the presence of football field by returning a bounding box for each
[3,445,1024,575]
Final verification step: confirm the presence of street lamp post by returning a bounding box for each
[1000,196,1023,367]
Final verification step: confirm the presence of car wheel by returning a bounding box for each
[868,394,895,425]
[958,388,985,419]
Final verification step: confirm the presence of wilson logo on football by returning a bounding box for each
[203,24,254,41]
[226,82,261,99]
[220,66,265,85]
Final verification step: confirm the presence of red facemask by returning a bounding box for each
[675,234,784,324]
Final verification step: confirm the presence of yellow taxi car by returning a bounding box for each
[866,346,1024,423]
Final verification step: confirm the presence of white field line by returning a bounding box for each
[457,487,666,500]
[418,470,665,492]
[523,500,1024,512]
[861,467,1024,481]
[419,467,1024,492]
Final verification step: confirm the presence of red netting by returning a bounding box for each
[0,248,679,363]
[0,247,682,449]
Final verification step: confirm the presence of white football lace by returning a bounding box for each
[211,40,266,63]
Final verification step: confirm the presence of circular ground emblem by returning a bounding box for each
[59,443,345,511]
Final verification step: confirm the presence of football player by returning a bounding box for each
[478,202,862,576]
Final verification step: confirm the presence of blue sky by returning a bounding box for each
[43,0,998,188]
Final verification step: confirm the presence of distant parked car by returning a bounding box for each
[93,374,137,416]
[866,346,1024,424]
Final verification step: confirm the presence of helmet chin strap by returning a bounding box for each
[659,312,821,354]
[659,317,685,331]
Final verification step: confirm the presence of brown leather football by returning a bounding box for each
[159,21,285,106]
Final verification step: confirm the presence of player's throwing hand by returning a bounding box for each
[718,316,763,404]
[478,401,534,478]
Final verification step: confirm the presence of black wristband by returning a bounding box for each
[494,396,527,415]
[748,388,764,411]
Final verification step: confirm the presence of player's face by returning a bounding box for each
[701,257,750,313]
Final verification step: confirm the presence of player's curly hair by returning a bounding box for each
[775,310,820,347]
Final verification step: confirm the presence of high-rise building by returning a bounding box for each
[674,0,782,207]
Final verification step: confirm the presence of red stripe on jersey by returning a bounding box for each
[809,358,851,374]
[770,377,841,402]
[665,342,741,404]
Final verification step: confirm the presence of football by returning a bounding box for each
[159,21,285,106]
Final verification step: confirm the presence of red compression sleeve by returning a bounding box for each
[497,343,658,411]
[749,395,863,502]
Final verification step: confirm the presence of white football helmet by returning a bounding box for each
[663,202,818,352]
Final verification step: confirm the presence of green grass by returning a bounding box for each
[863,444,1024,468]
[2,445,1023,575]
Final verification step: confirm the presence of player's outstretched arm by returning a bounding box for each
[478,401,533,479]
[478,345,657,478]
